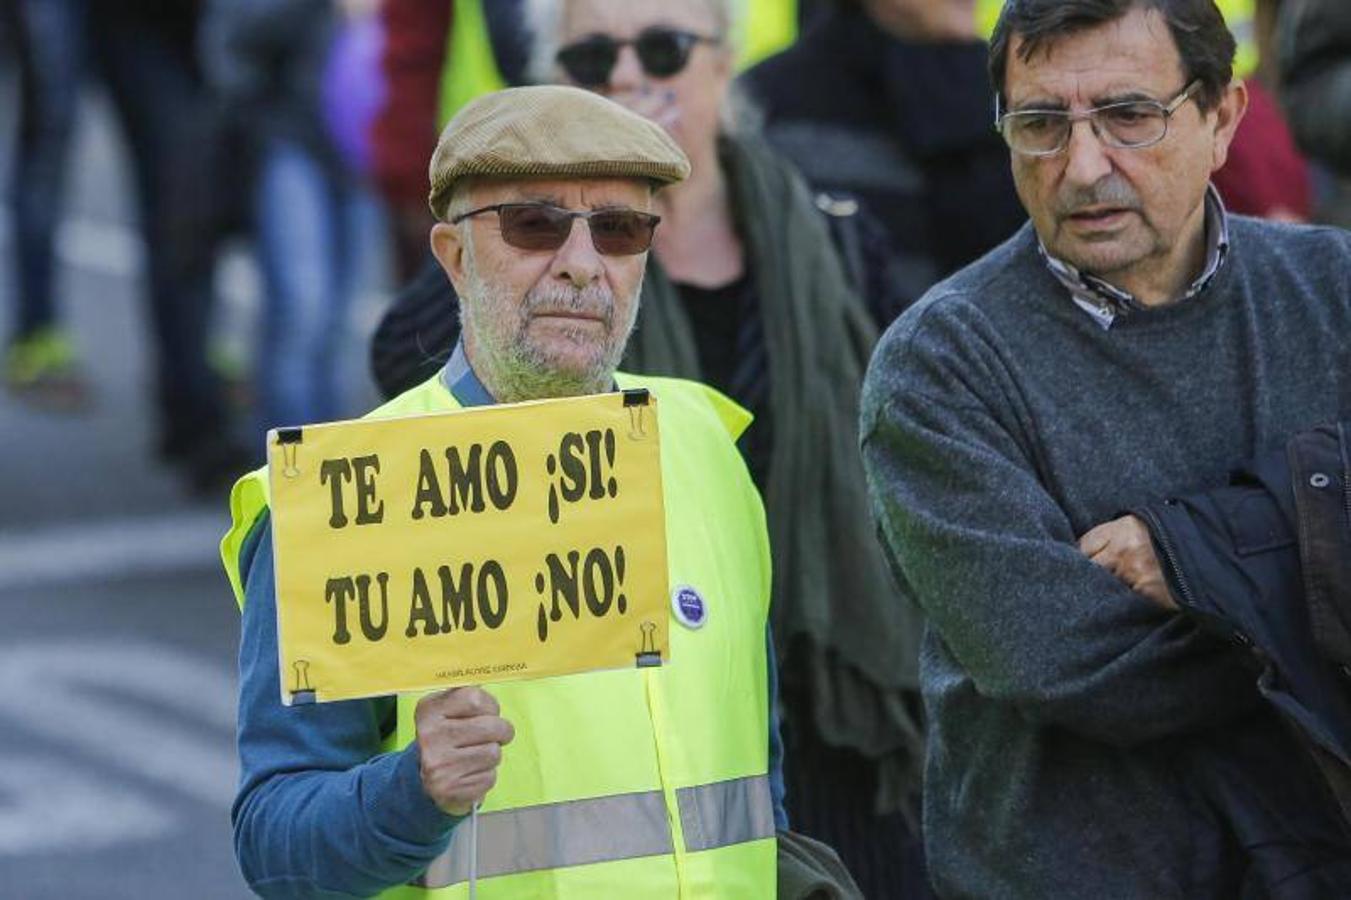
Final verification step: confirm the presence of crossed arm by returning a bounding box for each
[1079,514,1178,611]
[860,386,1255,746]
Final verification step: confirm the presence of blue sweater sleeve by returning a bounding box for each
[233,513,785,895]
[232,515,462,899]
[766,630,789,831]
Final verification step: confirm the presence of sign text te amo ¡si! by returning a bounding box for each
[266,392,668,704]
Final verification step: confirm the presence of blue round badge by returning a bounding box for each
[672,585,707,629]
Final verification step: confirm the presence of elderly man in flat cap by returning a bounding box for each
[222,86,855,900]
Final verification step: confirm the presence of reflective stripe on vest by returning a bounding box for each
[676,775,774,853]
[414,775,774,888]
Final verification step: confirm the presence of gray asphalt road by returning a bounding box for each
[0,572,247,900]
[0,65,388,899]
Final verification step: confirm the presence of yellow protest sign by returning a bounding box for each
[266,390,668,705]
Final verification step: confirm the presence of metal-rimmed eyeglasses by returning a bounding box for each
[995,80,1202,157]
[451,203,661,256]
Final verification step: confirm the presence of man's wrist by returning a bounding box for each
[383,744,465,843]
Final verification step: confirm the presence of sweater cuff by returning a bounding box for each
[369,744,465,845]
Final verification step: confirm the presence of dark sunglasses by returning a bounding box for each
[452,203,662,256]
[556,27,719,88]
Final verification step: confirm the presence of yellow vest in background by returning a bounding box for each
[978,0,1004,37]
[222,373,776,899]
[739,0,798,68]
[976,0,1258,77]
[436,0,800,126]
[435,0,1259,124]
[438,0,507,128]
[1219,0,1258,79]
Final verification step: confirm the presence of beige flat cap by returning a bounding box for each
[428,85,691,219]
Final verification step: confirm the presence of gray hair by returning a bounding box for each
[524,0,752,133]
[441,180,476,224]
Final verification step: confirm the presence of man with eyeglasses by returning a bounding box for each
[860,1,1351,896]
[223,84,863,899]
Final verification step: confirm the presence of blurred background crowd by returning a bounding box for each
[3,0,1345,485]
[1,1,1348,897]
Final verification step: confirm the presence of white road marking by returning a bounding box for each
[0,754,174,854]
[55,217,145,279]
[0,640,239,816]
[0,510,226,590]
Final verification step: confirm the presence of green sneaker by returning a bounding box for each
[209,341,254,412]
[4,328,92,412]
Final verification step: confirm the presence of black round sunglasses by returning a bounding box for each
[556,26,719,88]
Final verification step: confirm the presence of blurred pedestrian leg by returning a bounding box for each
[90,3,247,492]
[202,0,385,432]
[4,0,92,410]
[254,138,373,430]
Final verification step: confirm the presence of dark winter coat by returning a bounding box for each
[742,6,1025,308]
[1279,0,1351,173]
[1137,421,1351,892]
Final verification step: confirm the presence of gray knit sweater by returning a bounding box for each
[860,217,1351,898]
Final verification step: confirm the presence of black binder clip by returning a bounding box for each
[635,621,662,668]
[623,389,650,440]
[289,659,317,705]
[277,427,304,478]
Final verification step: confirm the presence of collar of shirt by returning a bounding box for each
[1039,184,1231,330]
[439,341,620,407]
[441,341,497,408]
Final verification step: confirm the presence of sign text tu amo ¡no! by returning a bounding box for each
[266,392,668,704]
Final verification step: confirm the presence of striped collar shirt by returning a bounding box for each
[1039,184,1231,330]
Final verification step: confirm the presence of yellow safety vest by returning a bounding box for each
[977,0,1004,37]
[437,0,800,126]
[976,0,1257,77]
[1218,0,1258,79]
[438,0,506,129]
[740,0,798,68]
[221,372,776,899]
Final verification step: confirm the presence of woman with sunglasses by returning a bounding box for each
[542,4,928,899]
[371,4,925,893]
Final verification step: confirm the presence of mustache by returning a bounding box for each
[1057,176,1141,216]
[523,282,615,327]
